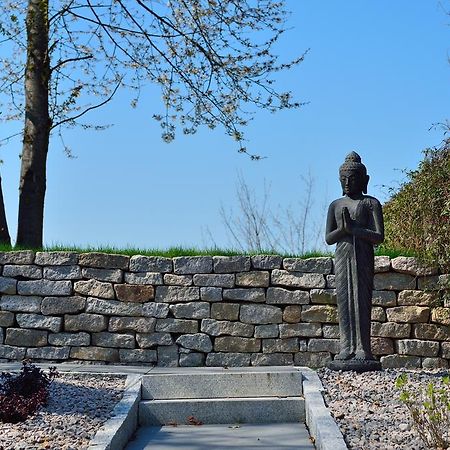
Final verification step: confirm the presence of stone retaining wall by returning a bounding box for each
[0,251,449,368]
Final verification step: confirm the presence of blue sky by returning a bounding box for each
[1,0,449,251]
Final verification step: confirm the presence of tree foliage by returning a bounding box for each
[383,124,450,269]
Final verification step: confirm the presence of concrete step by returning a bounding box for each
[125,423,315,450]
[142,367,303,399]
[139,396,305,425]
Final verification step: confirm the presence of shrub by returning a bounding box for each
[383,125,450,270]
[395,373,450,449]
[0,361,58,423]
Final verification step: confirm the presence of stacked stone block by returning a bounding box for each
[0,251,449,368]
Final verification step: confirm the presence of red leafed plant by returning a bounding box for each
[0,361,58,423]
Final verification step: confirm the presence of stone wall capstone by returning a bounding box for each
[0,252,449,369]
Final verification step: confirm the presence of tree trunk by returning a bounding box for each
[16,0,50,248]
[0,176,11,246]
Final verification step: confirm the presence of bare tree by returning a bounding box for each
[0,1,307,247]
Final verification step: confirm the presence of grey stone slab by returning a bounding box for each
[125,272,164,285]
[3,264,42,279]
[44,265,82,280]
[125,423,314,450]
[174,257,213,274]
[79,252,129,269]
[251,255,283,270]
[139,397,305,425]
[129,256,172,273]
[0,295,42,312]
[35,251,78,266]
[213,256,251,273]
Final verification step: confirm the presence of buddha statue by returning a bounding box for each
[325,152,384,372]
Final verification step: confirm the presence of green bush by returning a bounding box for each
[384,127,450,270]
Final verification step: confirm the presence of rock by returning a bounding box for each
[85,298,142,316]
[326,275,335,288]
[114,284,154,302]
[142,302,170,318]
[283,257,333,274]
[371,337,394,355]
[0,251,34,264]
[26,346,70,360]
[372,291,397,307]
[211,303,240,321]
[0,311,14,327]
[223,288,265,302]
[214,336,260,352]
[0,344,26,359]
[0,277,17,294]
[201,318,253,337]
[271,270,325,289]
[371,307,386,322]
[78,252,129,269]
[108,317,156,333]
[374,273,416,290]
[254,324,279,338]
[163,274,192,286]
[81,267,123,283]
[0,295,42,312]
[92,332,135,348]
[48,332,90,346]
[129,255,172,272]
[235,271,270,287]
[169,302,210,319]
[283,305,301,323]
[431,307,450,325]
[307,338,340,353]
[240,304,282,324]
[157,345,179,367]
[41,296,86,315]
[262,338,298,353]
[294,351,331,368]
[155,318,198,333]
[301,305,338,323]
[386,306,430,323]
[251,353,293,366]
[371,322,411,338]
[6,328,47,346]
[391,256,438,276]
[422,357,448,369]
[279,323,322,338]
[374,256,390,273]
[44,265,82,280]
[322,324,340,339]
[440,342,450,358]
[412,323,449,340]
[396,339,439,357]
[136,332,173,348]
[65,313,107,332]
[200,287,222,302]
[124,272,164,285]
[155,286,200,303]
[266,287,309,305]
[193,274,235,288]
[174,256,213,274]
[310,289,336,305]
[70,346,119,362]
[119,349,157,363]
[213,256,250,273]
[179,353,205,367]
[16,313,62,333]
[74,280,114,299]
[35,251,78,266]
[251,255,282,270]
[176,333,213,352]
[18,279,72,296]
[380,354,421,369]
[397,290,437,306]
[3,265,42,279]
[206,352,251,367]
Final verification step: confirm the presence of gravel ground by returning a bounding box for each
[0,372,126,450]
[318,368,450,450]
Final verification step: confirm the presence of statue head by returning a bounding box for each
[339,151,369,196]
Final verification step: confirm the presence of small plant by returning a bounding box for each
[0,361,58,423]
[395,372,450,449]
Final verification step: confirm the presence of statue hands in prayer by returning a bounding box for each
[326,152,384,371]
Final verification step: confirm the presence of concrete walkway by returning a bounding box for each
[126,423,315,450]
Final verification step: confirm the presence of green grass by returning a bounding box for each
[0,243,416,258]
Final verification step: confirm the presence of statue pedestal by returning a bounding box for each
[328,359,382,373]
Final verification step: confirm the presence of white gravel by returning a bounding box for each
[318,368,450,450]
[0,372,126,450]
